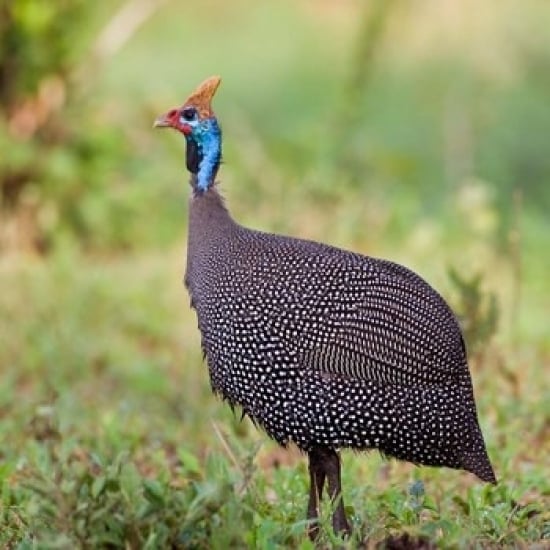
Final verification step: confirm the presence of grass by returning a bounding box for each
[1,0,550,547]
[0,212,548,548]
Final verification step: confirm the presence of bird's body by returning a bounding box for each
[155,76,496,537]
[186,187,493,481]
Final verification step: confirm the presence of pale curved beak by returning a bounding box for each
[153,115,171,128]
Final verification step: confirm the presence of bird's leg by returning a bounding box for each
[324,448,351,536]
[307,446,351,539]
[307,448,326,540]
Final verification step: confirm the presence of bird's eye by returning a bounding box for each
[181,107,197,121]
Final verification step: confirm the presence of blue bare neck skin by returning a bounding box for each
[186,118,222,192]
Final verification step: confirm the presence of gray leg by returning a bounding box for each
[307,448,326,540]
[324,448,351,536]
[307,446,351,540]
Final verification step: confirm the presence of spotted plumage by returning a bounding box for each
[155,76,496,538]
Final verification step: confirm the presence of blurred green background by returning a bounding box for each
[1,0,549,547]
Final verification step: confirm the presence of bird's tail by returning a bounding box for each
[460,418,497,484]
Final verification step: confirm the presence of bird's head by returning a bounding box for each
[154,75,222,192]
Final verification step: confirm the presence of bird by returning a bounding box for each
[154,76,496,538]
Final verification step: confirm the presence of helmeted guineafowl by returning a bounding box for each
[154,76,496,538]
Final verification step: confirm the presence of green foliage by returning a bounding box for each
[0,0,87,102]
[0,1,133,252]
[1,2,549,548]
[1,251,548,548]
[2,1,550,253]
[447,267,499,356]
[1,406,303,548]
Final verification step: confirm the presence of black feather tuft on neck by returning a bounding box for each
[186,138,201,174]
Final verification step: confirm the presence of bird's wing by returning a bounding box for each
[281,254,467,387]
